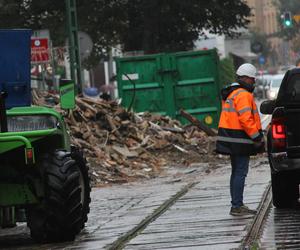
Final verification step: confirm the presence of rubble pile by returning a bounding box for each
[32,90,217,186]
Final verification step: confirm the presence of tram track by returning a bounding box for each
[241,183,272,249]
[0,162,272,249]
[108,164,271,250]
[243,182,300,249]
[107,181,198,250]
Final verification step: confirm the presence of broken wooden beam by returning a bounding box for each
[179,109,217,136]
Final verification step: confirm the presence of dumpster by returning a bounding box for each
[116,49,221,128]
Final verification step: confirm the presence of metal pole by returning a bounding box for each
[65,0,82,93]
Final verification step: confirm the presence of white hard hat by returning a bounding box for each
[236,63,257,78]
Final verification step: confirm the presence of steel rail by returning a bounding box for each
[107,181,197,250]
[240,182,272,249]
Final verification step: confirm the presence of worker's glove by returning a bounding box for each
[253,136,265,153]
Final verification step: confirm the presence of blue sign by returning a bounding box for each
[259,55,265,65]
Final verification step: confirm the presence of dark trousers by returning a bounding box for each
[230,155,250,208]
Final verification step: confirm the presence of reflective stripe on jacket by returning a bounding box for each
[216,87,262,155]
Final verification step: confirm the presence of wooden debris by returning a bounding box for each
[112,145,139,158]
[31,91,216,186]
[173,144,188,153]
[179,109,217,136]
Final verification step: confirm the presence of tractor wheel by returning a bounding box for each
[71,146,91,226]
[27,150,91,243]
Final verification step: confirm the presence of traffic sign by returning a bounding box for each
[259,55,265,65]
[294,15,300,23]
[31,38,50,63]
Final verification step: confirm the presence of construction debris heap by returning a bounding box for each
[32,91,217,186]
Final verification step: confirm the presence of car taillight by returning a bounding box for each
[272,123,285,139]
[271,117,286,149]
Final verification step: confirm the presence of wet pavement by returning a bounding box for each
[259,208,300,249]
[123,159,270,250]
[0,157,271,250]
[0,99,272,249]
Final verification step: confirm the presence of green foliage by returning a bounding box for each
[220,57,235,87]
[0,0,66,45]
[120,0,251,53]
[0,0,251,66]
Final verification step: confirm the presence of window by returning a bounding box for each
[283,74,300,102]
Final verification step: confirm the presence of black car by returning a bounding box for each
[260,67,300,208]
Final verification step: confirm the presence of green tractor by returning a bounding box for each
[0,30,91,242]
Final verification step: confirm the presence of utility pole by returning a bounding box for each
[65,0,82,93]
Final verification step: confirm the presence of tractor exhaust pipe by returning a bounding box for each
[0,91,8,132]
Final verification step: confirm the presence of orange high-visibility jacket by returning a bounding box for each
[216,87,262,155]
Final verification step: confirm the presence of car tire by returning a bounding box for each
[271,170,299,208]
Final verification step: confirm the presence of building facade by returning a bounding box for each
[245,0,290,67]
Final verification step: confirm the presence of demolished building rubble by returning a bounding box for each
[32,90,220,186]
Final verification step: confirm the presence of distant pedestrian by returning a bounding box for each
[216,63,265,216]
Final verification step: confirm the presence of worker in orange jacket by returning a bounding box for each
[216,63,264,216]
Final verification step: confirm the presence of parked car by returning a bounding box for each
[255,74,272,99]
[254,78,265,99]
[266,74,285,100]
[260,68,300,208]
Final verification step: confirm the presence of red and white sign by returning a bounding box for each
[31,38,50,63]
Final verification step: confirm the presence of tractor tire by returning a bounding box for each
[271,170,299,208]
[27,150,91,243]
[71,146,91,226]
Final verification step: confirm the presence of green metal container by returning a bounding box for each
[116,49,222,128]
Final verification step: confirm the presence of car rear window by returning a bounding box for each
[277,73,300,105]
[285,75,300,100]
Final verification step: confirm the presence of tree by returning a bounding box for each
[119,0,251,53]
[220,57,235,87]
[0,0,66,45]
[0,0,251,65]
